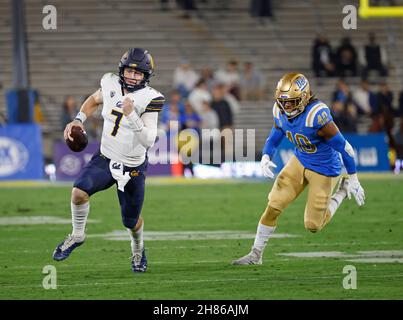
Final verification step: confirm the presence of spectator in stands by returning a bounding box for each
[211,83,233,131]
[352,79,377,116]
[331,79,357,133]
[215,60,241,100]
[188,79,212,116]
[250,0,273,23]
[199,67,215,91]
[336,37,358,77]
[200,100,220,130]
[375,83,395,146]
[179,102,202,176]
[176,0,199,19]
[33,90,46,125]
[173,59,199,98]
[360,32,388,78]
[82,95,102,140]
[332,79,351,105]
[0,111,7,126]
[240,61,265,100]
[399,90,403,117]
[312,35,336,77]
[61,95,78,128]
[160,90,185,132]
[393,117,403,174]
[180,102,201,132]
[211,83,234,160]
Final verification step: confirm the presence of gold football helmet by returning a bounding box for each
[274,73,312,119]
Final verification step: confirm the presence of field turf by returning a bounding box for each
[0,176,402,299]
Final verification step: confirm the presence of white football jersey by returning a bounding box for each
[99,73,164,167]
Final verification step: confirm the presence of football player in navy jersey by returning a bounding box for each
[233,73,365,265]
[52,48,165,273]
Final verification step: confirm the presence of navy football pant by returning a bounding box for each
[73,151,147,229]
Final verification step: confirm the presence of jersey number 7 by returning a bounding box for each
[111,110,123,136]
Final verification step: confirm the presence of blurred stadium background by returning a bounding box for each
[1,0,403,181]
[1,0,403,300]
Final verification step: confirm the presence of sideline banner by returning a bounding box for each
[0,124,44,180]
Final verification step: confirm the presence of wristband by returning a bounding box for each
[75,111,87,123]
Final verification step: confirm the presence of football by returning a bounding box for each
[66,126,88,152]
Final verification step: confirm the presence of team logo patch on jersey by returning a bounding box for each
[112,163,121,170]
[130,170,139,177]
[116,101,123,108]
[110,91,115,98]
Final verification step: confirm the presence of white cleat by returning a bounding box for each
[232,248,263,265]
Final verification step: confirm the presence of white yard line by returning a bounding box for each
[2,273,403,290]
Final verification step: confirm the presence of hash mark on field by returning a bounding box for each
[277,250,403,264]
[0,216,99,225]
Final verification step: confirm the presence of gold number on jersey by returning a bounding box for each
[317,111,329,126]
[111,110,123,136]
[286,131,317,154]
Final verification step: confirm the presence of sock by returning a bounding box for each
[253,223,276,252]
[328,188,347,217]
[71,202,89,241]
[127,220,144,254]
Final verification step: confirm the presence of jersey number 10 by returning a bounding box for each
[286,131,317,154]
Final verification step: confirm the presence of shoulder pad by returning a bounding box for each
[305,102,332,128]
[100,72,117,86]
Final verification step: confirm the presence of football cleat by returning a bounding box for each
[232,248,263,265]
[131,249,147,273]
[52,234,84,261]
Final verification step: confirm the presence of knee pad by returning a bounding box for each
[260,206,282,227]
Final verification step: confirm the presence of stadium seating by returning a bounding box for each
[0,0,402,159]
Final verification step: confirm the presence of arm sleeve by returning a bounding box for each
[126,111,159,148]
[324,131,357,174]
[262,125,285,159]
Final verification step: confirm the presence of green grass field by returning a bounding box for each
[1,176,403,300]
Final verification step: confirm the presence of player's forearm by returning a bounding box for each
[126,111,158,148]
[262,126,284,159]
[325,132,357,174]
[76,90,102,122]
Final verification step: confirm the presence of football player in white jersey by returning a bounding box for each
[52,48,165,273]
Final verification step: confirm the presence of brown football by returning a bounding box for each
[66,126,88,152]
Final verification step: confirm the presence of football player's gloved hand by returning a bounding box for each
[347,174,365,206]
[261,154,277,179]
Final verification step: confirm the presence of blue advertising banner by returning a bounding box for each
[272,133,390,173]
[0,124,44,180]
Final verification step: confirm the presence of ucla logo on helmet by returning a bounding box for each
[295,76,308,90]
